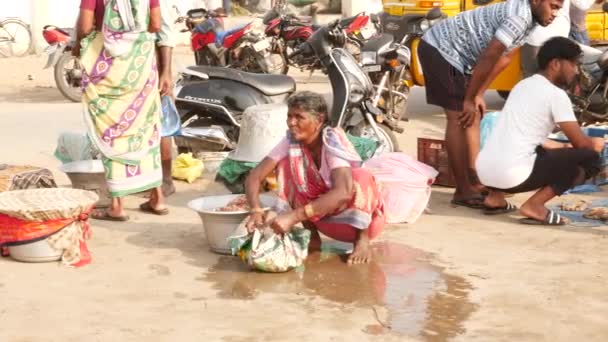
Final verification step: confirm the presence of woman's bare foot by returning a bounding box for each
[347,231,371,264]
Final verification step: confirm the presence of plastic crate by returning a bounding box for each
[417,137,456,187]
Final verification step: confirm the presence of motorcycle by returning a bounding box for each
[176,7,286,74]
[173,65,296,152]
[571,43,608,124]
[289,19,400,154]
[360,8,445,121]
[42,25,82,102]
[263,6,374,73]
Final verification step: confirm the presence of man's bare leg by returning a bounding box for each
[445,109,482,204]
[464,110,486,193]
[160,137,175,197]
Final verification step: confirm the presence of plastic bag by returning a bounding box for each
[480,111,500,150]
[160,96,181,137]
[171,153,204,183]
[54,132,100,164]
[364,152,438,224]
[228,214,311,273]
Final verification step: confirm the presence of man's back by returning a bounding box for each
[476,74,576,188]
[422,0,534,74]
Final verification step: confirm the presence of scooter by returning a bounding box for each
[42,25,82,102]
[173,65,296,152]
[290,19,400,154]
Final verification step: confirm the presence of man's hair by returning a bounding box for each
[537,37,582,70]
[287,91,328,121]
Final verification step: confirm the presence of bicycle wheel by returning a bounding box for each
[0,19,33,57]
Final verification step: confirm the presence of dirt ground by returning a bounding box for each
[1,48,608,342]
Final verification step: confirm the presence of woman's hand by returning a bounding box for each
[269,211,298,234]
[245,212,265,233]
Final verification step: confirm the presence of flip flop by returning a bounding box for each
[519,210,567,226]
[451,196,486,209]
[139,202,169,216]
[483,202,518,215]
[91,210,129,222]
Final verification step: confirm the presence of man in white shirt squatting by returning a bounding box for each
[476,37,604,226]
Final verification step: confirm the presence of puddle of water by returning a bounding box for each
[203,241,476,340]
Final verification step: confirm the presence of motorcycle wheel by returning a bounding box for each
[195,50,218,66]
[54,52,82,103]
[348,123,400,156]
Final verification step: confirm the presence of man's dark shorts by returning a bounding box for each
[418,39,469,112]
[496,146,602,196]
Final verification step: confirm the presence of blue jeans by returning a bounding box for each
[570,25,590,45]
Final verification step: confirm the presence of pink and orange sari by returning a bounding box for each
[275,128,385,242]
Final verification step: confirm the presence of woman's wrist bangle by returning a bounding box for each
[304,204,315,219]
[250,207,264,214]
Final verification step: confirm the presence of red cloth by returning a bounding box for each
[80,0,160,31]
[0,210,93,267]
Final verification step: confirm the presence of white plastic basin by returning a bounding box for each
[188,194,276,254]
[9,239,62,263]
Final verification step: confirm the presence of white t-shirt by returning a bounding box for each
[476,74,577,189]
[526,0,571,46]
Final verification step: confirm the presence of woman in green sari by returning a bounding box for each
[75,0,167,221]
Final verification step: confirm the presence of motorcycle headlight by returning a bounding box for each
[361,51,377,65]
[349,84,366,104]
[419,19,430,32]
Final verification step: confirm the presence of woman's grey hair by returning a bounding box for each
[287,91,328,122]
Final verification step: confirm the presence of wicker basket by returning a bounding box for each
[0,188,99,221]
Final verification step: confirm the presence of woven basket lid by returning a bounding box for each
[0,188,99,221]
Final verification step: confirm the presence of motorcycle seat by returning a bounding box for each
[215,24,249,44]
[361,33,394,53]
[57,27,74,37]
[186,65,295,96]
[339,14,360,28]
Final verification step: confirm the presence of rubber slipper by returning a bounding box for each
[91,210,129,222]
[483,202,518,215]
[451,196,486,209]
[139,202,169,216]
[519,210,567,226]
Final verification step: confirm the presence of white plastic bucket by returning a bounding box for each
[9,239,62,263]
[188,194,276,254]
[59,160,111,208]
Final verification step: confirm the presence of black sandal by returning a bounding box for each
[519,210,567,226]
[451,196,486,209]
[483,202,517,215]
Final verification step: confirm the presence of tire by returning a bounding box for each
[54,52,82,102]
[0,19,33,57]
[348,123,399,156]
[497,90,510,100]
[195,49,218,66]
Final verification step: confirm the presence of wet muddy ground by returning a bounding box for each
[203,241,477,341]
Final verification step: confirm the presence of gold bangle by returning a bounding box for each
[304,204,315,219]
[250,207,264,214]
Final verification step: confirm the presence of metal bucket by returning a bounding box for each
[59,160,111,208]
[8,239,62,263]
[188,194,276,254]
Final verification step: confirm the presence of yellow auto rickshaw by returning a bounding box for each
[382,0,608,96]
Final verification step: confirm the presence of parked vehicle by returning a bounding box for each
[570,43,608,124]
[262,6,374,73]
[0,17,33,57]
[42,25,81,102]
[173,65,296,152]
[176,7,286,74]
[289,19,399,154]
[360,8,444,121]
